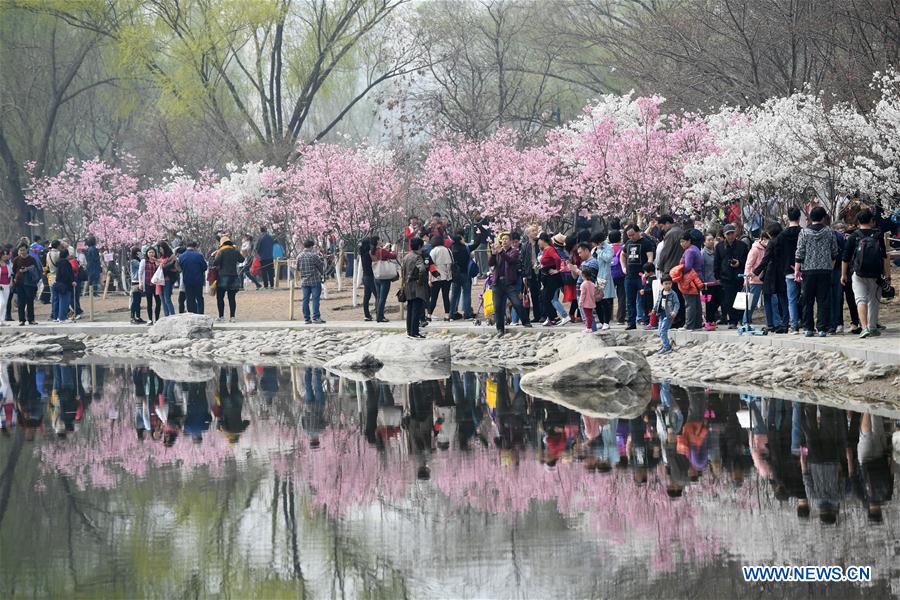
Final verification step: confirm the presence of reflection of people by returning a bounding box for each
[856,413,894,523]
[406,381,435,479]
[14,364,44,441]
[133,367,150,441]
[183,382,211,444]
[301,367,326,448]
[800,405,848,524]
[215,367,249,443]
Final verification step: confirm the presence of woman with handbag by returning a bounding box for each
[157,240,178,317]
[370,237,399,323]
[138,246,161,324]
[359,236,377,321]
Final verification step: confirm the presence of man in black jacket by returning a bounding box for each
[778,207,803,333]
[714,224,749,327]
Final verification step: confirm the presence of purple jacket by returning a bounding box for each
[489,247,521,285]
[682,244,703,279]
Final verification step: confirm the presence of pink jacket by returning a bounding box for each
[744,240,766,285]
[579,280,597,309]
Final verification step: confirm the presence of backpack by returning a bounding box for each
[852,233,883,278]
[610,243,624,279]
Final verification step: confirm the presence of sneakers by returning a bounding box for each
[229,317,236,323]
[312,318,326,324]
[859,328,872,339]
[834,325,843,334]
[625,325,636,330]
[601,323,610,330]
[304,319,312,324]
[496,330,506,337]
[376,318,390,323]
[657,347,672,355]
[559,317,571,326]
[643,324,653,330]
[804,330,815,337]
[364,316,373,322]
[542,319,557,327]
[215,317,225,323]
[870,328,882,337]
[849,325,862,335]
[789,328,799,335]
[817,331,827,338]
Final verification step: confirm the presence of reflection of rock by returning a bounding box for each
[361,335,451,363]
[151,361,216,382]
[522,384,650,419]
[323,350,384,378]
[0,334,85,357]
[521,346,651,389]
[149,313,214,339]
[325,348,449,384]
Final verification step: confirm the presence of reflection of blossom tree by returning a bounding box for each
[37,390,298,491]
[273,428,409,518]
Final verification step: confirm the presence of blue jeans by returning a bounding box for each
[785,276,800,329]
[302,284,322,321]
[50,286,58,322]
[658,315,672,351]
[450,276,473,318]
[828,269,843,329]
[161,281,175,316]
[765,293,788,328]
[374,279,391,320]
[55,288,72,321]
[743,283,763,324]
[624,275,643,326]
[509,280,524,324]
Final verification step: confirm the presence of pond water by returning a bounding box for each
[0,361,897,599]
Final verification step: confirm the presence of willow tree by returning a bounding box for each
[19,0,424,165]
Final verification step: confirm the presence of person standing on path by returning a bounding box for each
[255,226,275,289]
[52,248,76,323]
[178,241,208,315]
[0,248,12,326]
[297,239,326,324]
[795,206,839,337]
[488,232,531,337]
[713,224,748,328]
[779,207,803,333]
[620,225,656,330]
[401,237,429,338]
[428,234,453,321]
[138,247,161,324]
[84,236,102,295]
[12,243,41,325]
[841,208,890,338]
[370,238,398,323]
[212,237,242,322]
[678,233,704,330]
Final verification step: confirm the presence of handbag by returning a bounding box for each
[373,259,399,281]
[732,291,752,311]
[206,266,218,283]
[150,265,165,286]
[396,287,407,303]
[250,256,262,277]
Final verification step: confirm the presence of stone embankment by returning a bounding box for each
[0,314,896,404]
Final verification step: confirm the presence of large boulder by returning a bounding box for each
[149,313,214,340]
[360,335,451,364]
[520,346,651,389]
[522,384,650,419]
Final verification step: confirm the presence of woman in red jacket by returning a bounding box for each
[537,233,568,326]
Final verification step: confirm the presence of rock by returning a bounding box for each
[149,313,214,340]
[32,335,86,353]
[151,361,217,382]
[361,334,451,363]
[521,346,651,390]
[0,343,63,358]
[550,332,608,359]
[522,384,651,419]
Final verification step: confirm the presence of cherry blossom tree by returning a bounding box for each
[26,158,142,245]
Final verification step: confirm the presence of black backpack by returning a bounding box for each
[852,232,883,278]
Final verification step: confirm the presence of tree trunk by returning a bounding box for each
[0,126,32,242]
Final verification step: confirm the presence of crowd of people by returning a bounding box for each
[1,199,896,337]
[2,362,894,526]
[0,228,295,326]
[362,205,896,346]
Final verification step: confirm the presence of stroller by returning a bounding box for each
[700,281,719,331]
[472,273,495,327]
[736,274,767,336]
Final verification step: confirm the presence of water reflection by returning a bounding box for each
[0,361,898,597]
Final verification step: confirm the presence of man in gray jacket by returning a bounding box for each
[795,206,839,337]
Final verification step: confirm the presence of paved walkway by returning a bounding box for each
[3,318,898,366]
